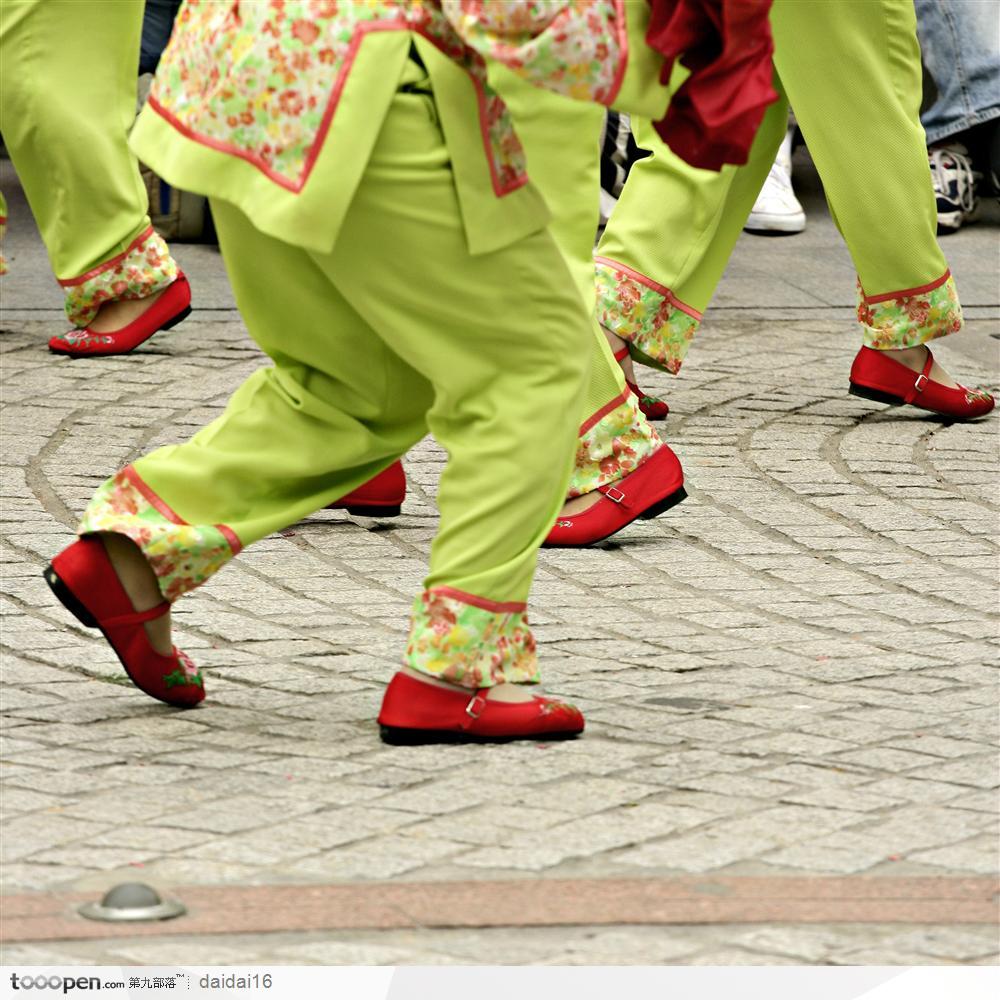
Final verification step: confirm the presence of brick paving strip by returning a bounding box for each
[3,876,997,943]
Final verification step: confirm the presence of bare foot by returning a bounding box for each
[884,344,959,389]
[99,533,172,655]
[87,288,168,333]
[602,324,637,382]
[401,665,537,703]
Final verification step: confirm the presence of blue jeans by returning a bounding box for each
[916,0,1000,144]
[139,0,182,75]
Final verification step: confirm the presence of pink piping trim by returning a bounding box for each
[579,389,630,436]
[58,226,155,287]
[122,465,242,557]
[471,69,529,197]
[604,0,629,106]
[216,524,244,557]
[426,586,527,615]
[862,269,951,304]
[122,465,184,524]
[147,21,528,199]
[594,256,703,321]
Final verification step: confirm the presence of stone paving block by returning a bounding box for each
[503,777,663,815]
[906,755,1000,790]
[157,795,323,835]
[1,204,997,964]
[2,815,109,863]
[908,836,1000,875]
[734,731,856,757]
[284,833,466,880]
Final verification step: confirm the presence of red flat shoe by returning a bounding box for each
[43,536,204,708]
[849,346,994,420]
[49,273,192,358]
[326,460,406,516]
[544,443,685,548]
[378,672,584,744]
[614,347,669,420]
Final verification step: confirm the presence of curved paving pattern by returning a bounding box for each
[2,305,998,965]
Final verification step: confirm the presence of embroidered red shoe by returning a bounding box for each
[48,273,192,358]
[378,671,584,744]
[544,442,686,548]
[614,347,669,420]
[849,346,995,420]
[43,536,204,708]
[326,460,406,516]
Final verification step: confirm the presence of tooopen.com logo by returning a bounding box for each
[9,974,108,993]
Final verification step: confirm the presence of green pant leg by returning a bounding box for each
[597,0,961,368]
[80,75,593,689]
[78,197,433,603]
[772,0,960,349]
[313,81,595,687]
[0,0,177,325]
[495,69,662,498]
[320,84,591,611]
[595,94,788,374]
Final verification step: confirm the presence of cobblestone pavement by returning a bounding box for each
[2,166,999,965]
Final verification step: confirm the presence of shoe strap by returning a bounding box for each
[903,351,935,404]
[102,601,171,628]
[598,483,630,507]
[612,347,630,362]
[461,688,490,729]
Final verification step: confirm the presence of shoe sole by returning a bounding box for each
[848,382,904,406]
[325,502,402,517]
[849,382,993,421]
[50,304,193,359]
[544,484,687,549]
[379,724,582,745]
[43,563,200,709]
[43,564,98,627]
[638,485,687,520]
[935,208,966,234]
[744,216,806,234]
[346,504,402,517]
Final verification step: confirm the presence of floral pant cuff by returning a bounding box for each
[405,587,539,689]
[77,466,241,603]
[569,389,662,497]
[594,256,702,374]
[858,271,963,350]
[59,226,179,328]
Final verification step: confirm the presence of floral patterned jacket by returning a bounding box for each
[131,0,670,255]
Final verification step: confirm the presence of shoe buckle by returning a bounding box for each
[914,373,928,393]
[465,694,487,719]
[603,487,626,504]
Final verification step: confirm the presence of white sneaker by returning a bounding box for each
[928,144,978,234]
[745,129,806,234]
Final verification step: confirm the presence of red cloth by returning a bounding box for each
[646,0,778,171]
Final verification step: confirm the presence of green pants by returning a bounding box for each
[597,0,962,374]
[494,69,662,499]
[0,0,177,325]
[79,61,593,689]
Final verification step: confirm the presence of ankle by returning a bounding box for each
[559,492,603,518]
[87,288,167,334]
[399,666,535,702]
[883,344,927,364]
[99,533,162,610]
[603,325,637,381]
